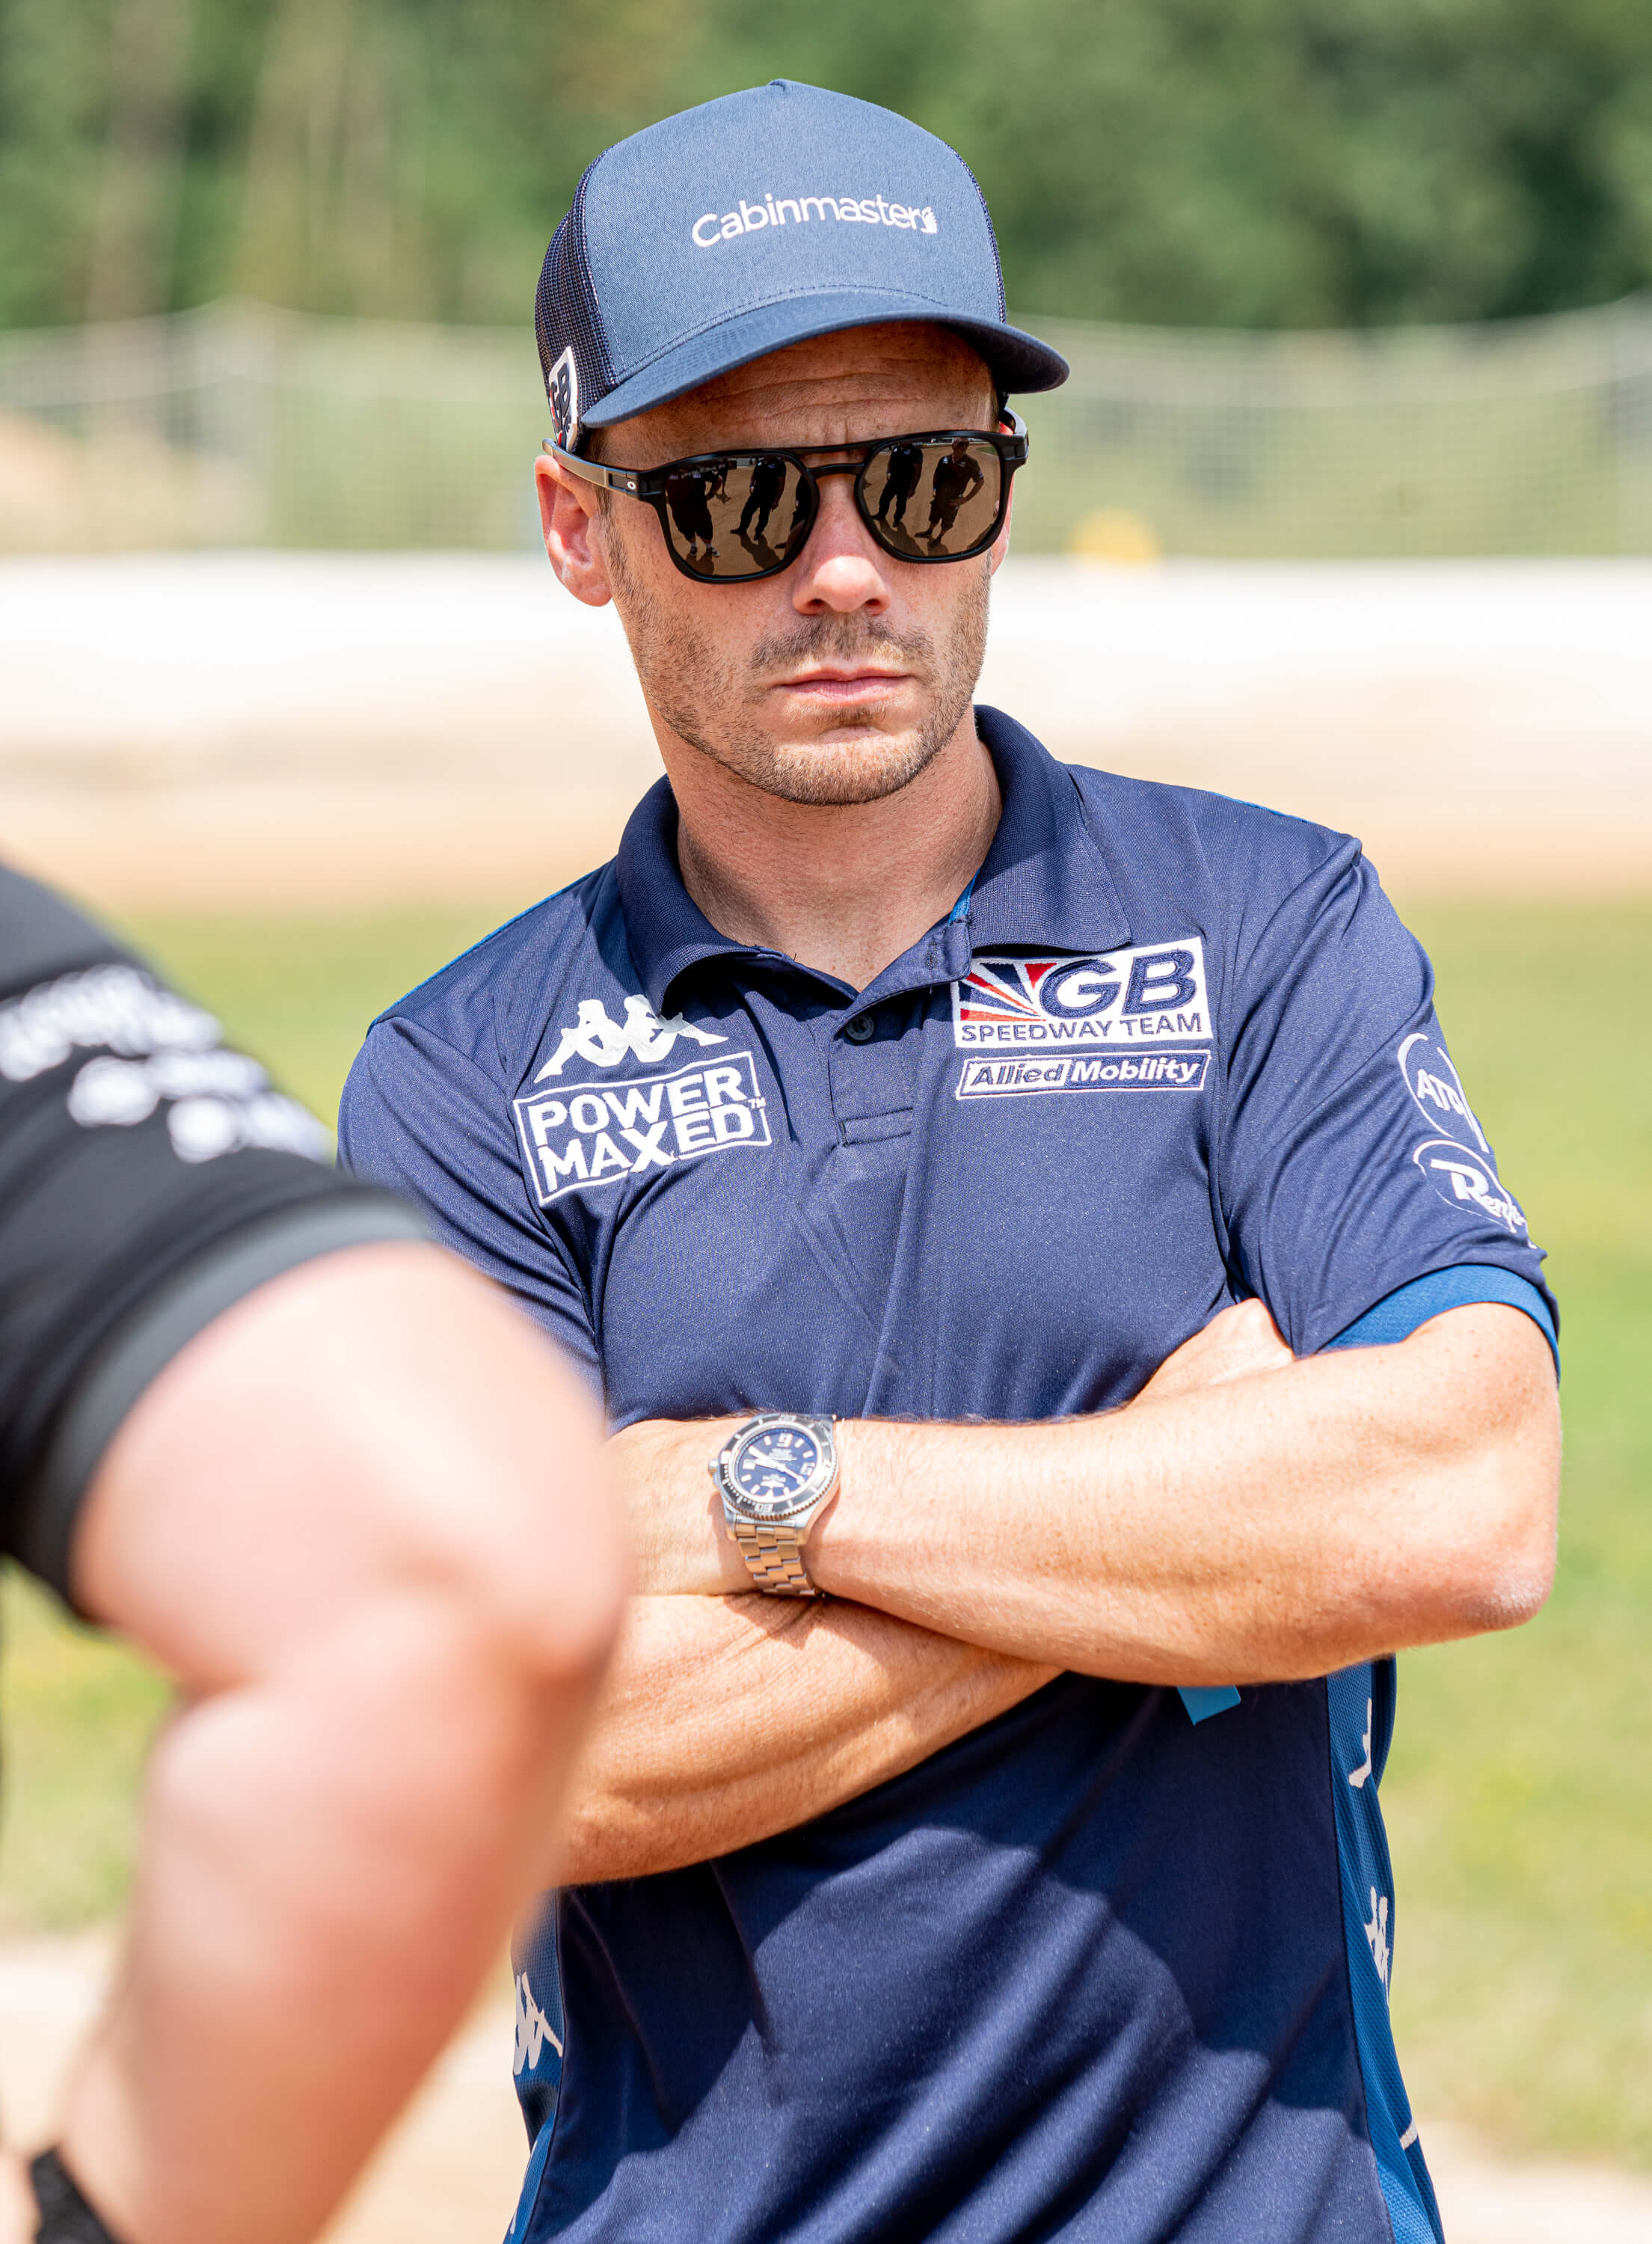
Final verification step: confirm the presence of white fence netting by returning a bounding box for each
[2,295,1651,557]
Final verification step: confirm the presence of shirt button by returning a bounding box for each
[843,1014,875,1043]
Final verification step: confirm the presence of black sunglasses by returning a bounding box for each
[543,415,1029,583]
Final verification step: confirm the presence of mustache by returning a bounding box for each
[746,612,936,681]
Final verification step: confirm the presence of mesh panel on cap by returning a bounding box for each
[534,164,617,445]
[960,156,1008,322]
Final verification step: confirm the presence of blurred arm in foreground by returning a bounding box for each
[0,870,624,2244]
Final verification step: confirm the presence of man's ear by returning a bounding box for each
[535,452,615,608]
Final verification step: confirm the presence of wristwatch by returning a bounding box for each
[710,1412,838,1597]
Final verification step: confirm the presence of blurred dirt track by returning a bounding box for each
[3,554,1649,915]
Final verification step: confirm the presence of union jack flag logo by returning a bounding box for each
[954,957,1066,1024]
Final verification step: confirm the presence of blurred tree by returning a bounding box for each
[4,0,1652,331]
[84,0,190,319]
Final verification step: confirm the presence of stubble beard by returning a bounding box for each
[601,524,991,808]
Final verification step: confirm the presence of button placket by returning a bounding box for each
[829,1002,917,1145]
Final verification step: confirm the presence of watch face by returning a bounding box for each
[731,1423,823,1518]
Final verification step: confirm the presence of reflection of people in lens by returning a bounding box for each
[738,455,787,545]
[666,465,720,565]
[924,438,985,547]
[782,476,813,553]
[873,441,924,530]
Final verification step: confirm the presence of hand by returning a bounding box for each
[608,1416,752,1595]
[1134,1300,1295,1405]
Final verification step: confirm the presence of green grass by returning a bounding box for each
[2,897,1648,2166]
[1378,900,1652,2165]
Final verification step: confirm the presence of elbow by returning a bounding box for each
[1448,1518,1555,1637]
[1425,1383,1561,1641]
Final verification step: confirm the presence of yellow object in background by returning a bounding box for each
[1066,506,1163,565]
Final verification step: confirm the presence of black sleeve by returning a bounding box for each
[0,865,426,1607]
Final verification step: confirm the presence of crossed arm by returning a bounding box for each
[562,1299,1559,1884]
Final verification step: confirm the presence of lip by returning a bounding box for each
[773,666,911,698]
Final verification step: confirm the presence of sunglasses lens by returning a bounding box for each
[861,438,1004,559]
[662,456,813,580]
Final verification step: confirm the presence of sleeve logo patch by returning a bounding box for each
[1412,1138,1526,1235]
[953,939,1210,1051]
[957,1050,1209,1100]
[515,1051,770,1206]
[1398,1031,1490,1153]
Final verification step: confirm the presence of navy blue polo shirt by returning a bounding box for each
[340,709,1556,2244]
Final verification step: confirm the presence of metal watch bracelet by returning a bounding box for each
[724,1515,823,1598]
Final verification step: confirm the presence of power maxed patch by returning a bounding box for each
[515,1051,770,1205]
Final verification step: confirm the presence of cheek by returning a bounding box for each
[899,554,990,648]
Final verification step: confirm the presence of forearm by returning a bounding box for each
[558,1592,1057,1883]
[816,1307,1559,1679]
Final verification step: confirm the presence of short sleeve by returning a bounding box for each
[340,1017,601,1384]
[0,862,424,1604]
[1216,841,1555,1357]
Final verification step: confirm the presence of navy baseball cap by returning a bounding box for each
[535,80,1069,449]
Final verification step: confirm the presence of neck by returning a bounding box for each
[661,710,1001,991]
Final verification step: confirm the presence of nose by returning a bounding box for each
[790,472,891,617]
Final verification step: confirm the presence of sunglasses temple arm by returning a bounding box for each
[541,438,645,497]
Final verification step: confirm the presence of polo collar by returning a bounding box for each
[615,705,1130,1016]
[616,781,761,1016]
[962,707,1129,957]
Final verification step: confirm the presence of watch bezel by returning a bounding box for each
[715,1411,838,1524]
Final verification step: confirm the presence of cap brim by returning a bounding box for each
[579,289,1069,429]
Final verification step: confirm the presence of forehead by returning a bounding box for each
[599,322,994,462]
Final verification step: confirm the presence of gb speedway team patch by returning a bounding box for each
[952,942,1211,1100]
[954,940,1210,1049]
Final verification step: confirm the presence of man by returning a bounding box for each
[0,864,625,2244]
[871,438,924,533]
[924,431,986,546]
[737,450,789,551]
[341,82,1559,2244]
[665,464,721,568]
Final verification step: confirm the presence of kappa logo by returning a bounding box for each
[512,1971,562,2077]
[1398,1031,1489,1155]
[536,995,725,1078]
[1413,1138,1526,1236]
[1348,1698,1375,1790]
[953,939,1211,1052]
[1364,1887,1392,1993]
[515,1051,770,1205]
